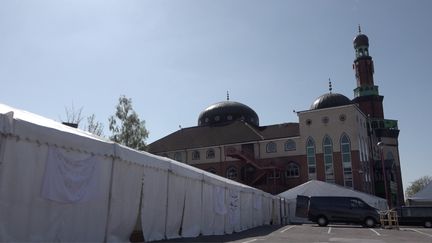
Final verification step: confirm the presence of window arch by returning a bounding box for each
[266,142,277,153]
[323,135,335,184]
[174,152,182,162]
[207,167,217,174]
[286,162,300,178]
[284,139,296,151]
[340,134,353,188]
[206,148,215,159]
[192,150,200,160]
[306,137,316,180]
[226,166,238,180]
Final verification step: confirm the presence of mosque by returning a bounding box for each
[148,29,404,207]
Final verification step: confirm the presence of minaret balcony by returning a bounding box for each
[354,85,379,97]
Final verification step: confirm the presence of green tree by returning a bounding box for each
[405,175,432,198]
[109,95,149,151]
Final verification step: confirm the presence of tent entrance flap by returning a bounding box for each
[295,195,309,218]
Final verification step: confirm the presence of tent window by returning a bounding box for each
[226,167,238,180]
[206,148,215,159]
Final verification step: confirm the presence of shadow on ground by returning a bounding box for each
[131,225,285,242]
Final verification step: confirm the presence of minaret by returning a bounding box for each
[352,26,384,119]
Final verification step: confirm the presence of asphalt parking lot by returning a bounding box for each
[155,224,432,243]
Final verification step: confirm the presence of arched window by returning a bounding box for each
[226,166,238,180]
[192,151,200,160]
[266,142,277,153]
[284,139,296,151]
[206,148,215,159]
[207,167,217,174]
[323,135,335,184]
[174,152,182,162]
[286,162,300,178]
[341,134,353,188]
[306,137,316,180]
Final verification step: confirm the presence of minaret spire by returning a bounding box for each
[328,78,333,94]
[358,24,362,34]
[227,91,230,101]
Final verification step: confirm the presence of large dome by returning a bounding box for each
[198,101,259,127]
[310,93,352,110]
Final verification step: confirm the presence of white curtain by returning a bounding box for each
[141,167,168,242]
[106,159,144,242]
[165,172,186,239]
[0,140,111,242]
[181,178,202,238]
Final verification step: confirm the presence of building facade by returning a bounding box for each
[148,30,404,207]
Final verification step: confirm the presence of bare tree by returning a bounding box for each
[85,114,104,136]
[62,104,104,136]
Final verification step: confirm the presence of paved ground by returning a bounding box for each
[152,224,432,243]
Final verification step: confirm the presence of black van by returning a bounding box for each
[396,206,432,228]
[297,196,380,227]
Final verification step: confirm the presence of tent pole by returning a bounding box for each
[103,154,116,242]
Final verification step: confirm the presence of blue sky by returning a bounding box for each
[1,0,431,192]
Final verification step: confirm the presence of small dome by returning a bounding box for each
[353,33,369,48]
[198,101,259,127]
[310,93,352,110]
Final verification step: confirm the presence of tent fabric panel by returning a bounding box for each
[141,167,168,242]
[0,140,111,242]
[225,188,240,234]
[106,159,144,242]
[240,191,253,231]
[14,119,114,157]
[165,172,187,239]
[252,193,263,227]
[181,178,203,238]
[212,186,226,235]
[201,183,215,236]
[114,144,170,170]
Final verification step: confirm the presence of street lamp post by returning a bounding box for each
[377,142,391,208]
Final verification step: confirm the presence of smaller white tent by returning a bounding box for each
[278,180,388,223]
[407,182,432,206]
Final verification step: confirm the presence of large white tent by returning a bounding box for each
[0,103,284,242]
[407,182,432,206]
[278,180,388,223]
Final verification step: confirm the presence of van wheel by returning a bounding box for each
[317,216,328,227]
[364,217,375,228]
[425,221,432,228]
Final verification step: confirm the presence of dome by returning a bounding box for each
[198,101,259,127]
[310,93,352,110]
[353,33,369,48]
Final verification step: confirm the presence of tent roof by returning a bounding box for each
[409,182,432,201]
[278,180,388,210]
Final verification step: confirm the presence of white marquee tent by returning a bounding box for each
[0,103,284,242]
[407,182,432,206]
[278,180,388,223]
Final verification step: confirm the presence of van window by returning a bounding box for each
[350,198,365,208]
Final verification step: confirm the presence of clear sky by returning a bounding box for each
[1,0,431,193]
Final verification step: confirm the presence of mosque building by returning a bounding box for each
[148,29,404,207]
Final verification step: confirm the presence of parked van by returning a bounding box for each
[297,196,380,227]
[396,206,432,228]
